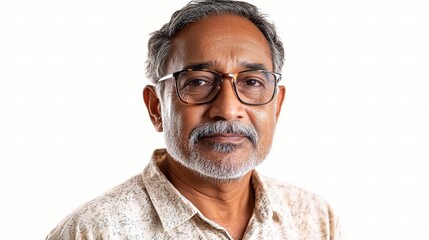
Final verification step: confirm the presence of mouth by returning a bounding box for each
[201,133,247,144]
[189,120,259,149]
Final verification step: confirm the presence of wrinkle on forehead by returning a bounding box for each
[179,61,269,72]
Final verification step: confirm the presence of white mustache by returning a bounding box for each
[189,120,258,145]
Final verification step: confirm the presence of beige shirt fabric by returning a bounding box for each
[46,149,342,240]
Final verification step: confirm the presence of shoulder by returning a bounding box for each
[46,174,158,239]
[258,175,343,239]
[260,174,330,207]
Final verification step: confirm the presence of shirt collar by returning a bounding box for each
[251,171,285,222]
[142,149,199,231]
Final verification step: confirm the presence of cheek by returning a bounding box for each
[249,107,277,139]
[162,99,204,141]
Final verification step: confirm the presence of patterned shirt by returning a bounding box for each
[46,149,342,240]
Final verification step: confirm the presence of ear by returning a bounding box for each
[143,85,163,132]
[275,86,286,121]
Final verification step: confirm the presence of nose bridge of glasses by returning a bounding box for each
[221,73,239,82]
[218,73,240,91]
[216,73,238,98]
[218,73,239,92]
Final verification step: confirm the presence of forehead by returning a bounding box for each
[168,14,273,72]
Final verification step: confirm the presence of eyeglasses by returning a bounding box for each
[158,69,282,105]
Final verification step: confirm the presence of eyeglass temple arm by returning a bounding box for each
[158,73,175,82]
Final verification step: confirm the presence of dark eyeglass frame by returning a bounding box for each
[158,69,282,106]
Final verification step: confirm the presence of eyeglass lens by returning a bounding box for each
[176,70,276,105]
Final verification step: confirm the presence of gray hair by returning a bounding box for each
[145,0,285,84]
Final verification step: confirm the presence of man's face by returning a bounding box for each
[156,14,285,181]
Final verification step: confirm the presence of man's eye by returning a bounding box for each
[184,78,212,87]
[239,78,264,87]
[246,79,261,86]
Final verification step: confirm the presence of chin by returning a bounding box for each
[196,170,251,183]
[186,148,261,181]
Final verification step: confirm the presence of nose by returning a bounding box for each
[207,78,246,121]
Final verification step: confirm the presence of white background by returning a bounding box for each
[1,0,428,239]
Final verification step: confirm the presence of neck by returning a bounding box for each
[160,154,255,239]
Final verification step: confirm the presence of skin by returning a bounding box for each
[143,14,285,240]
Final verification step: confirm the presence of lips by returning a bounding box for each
[201,133,247,144]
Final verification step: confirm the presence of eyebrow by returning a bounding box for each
[182,61,268,71]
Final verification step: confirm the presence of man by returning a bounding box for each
[47,0,342,239]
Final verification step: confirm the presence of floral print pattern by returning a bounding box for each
[46,149,342,239]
